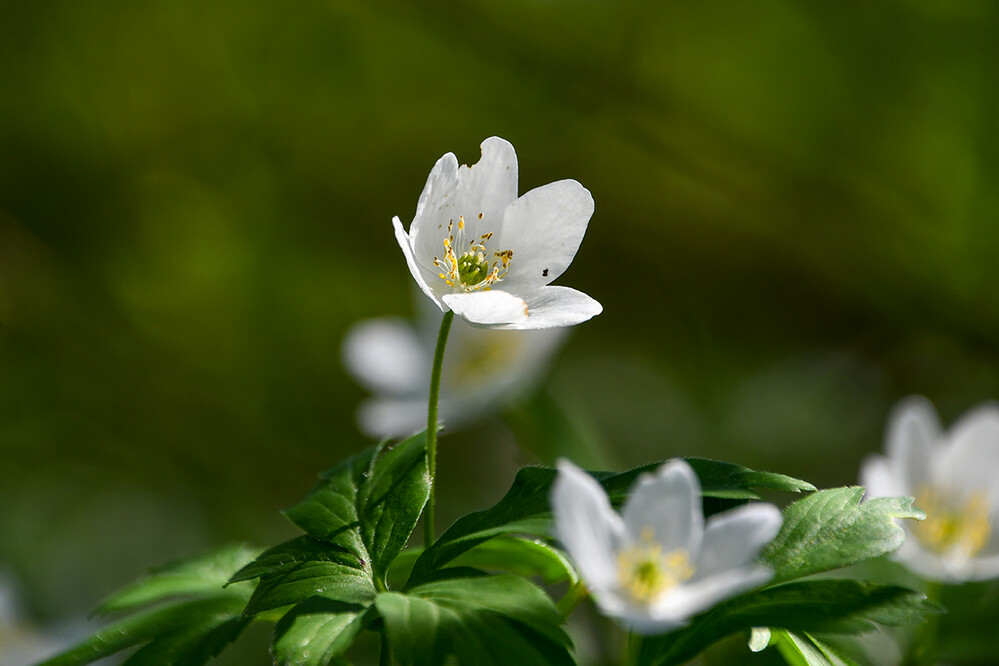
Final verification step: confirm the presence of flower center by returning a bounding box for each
[913,484,991,558]
[617,527,695,604]
[434,216,512,291]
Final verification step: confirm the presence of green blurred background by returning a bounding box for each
[2,0,999,659]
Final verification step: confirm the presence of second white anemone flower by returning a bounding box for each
[551,459,782,635]
[342,307,566,437]
[393,137,602,329]
[861,396,999,582]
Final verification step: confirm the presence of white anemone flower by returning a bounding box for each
[861,396,999,582]
[551,459,783,635]
[343,309,567,437]
[393,136,602,329]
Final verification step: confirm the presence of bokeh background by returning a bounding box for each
[3,0,999,662]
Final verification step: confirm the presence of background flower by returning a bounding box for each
[861,396,999,582]
[551,459,782,634]
[343,302,567,437]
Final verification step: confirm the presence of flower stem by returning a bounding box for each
[904,580,943,666]
[424,309,454,547]
[556,580,589,619]
[380,631,393,666]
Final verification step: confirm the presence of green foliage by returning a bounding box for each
[33,436,942,666]
[636,580,940,666]
[762,487,925,583]
[407,458,812,587]
[389,536,578,589]
[37,544,260,666]
[769,630,859,666]
[375,573,574,666]
[272,598,372,666]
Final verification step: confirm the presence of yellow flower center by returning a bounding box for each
[913,484,992,558]
[434,215,512,291]
[617,527,695,603]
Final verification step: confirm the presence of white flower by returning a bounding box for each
[342,306,567,437]
[861,396,999,582]
[0,570,90,665]
[393,137,602,329]
[551,459,782,635]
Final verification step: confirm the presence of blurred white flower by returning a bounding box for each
[393,136,602,329]
[861,396,999,582]
[550,459,782,635]
[343,308,567,437]
[0,571,89,666]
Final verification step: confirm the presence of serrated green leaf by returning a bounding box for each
[408,459,811,586]
[99,544,260,614]
[38,596,248,666]
[389,536,577,589]
[355,431,430,585]
[281,444,380,559]
[637,580,940,666]
[272,598,373,666]
[375,574,575,666]
[276,434,429,590]
[685,458,816,497]
[39,545,258,666]
[762,487,925,583]
[230,536,367,584]
[243,557,375,616]
[771,630,859,666]
[122,615,250,666]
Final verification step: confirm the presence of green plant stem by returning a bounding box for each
[625,633,643,666]
[556,580,589,619]
[424,310,454,547]
[904,580,942,666]
[380,630,393,666]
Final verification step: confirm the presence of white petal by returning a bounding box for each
[939,401,999,495]
[616,608,687,636]
[648,566,773,629]
[622,459,703,554]
[965,552,999,581]
[488,286,602,330]
[341,318,428,395]
[356,398,427,439]
[453,137,519,239]
[495,179,594,292]
[858,455,900,500]
[393,216,445,309]
[442,290,529,327]
[885,396,939,492]
[693,503,782,581]
[551,459,625,593]
[410,152,460,274]
[443,323,567,397]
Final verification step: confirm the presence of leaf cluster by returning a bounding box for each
[39,435,939,666]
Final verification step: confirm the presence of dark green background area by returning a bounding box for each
[2,0,998,656]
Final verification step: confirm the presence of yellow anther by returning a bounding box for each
[458,215,465,230]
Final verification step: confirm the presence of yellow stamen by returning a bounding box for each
[616,527,694,604]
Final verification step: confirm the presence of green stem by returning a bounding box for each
[904,580,942,666]
[380,630,393,666]
[424,310,454,547]
[625,633,643,666]
[556,580,589,619]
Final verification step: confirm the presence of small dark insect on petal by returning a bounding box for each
[542,268,549,277]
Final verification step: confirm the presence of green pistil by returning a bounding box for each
[457,251,490,287]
